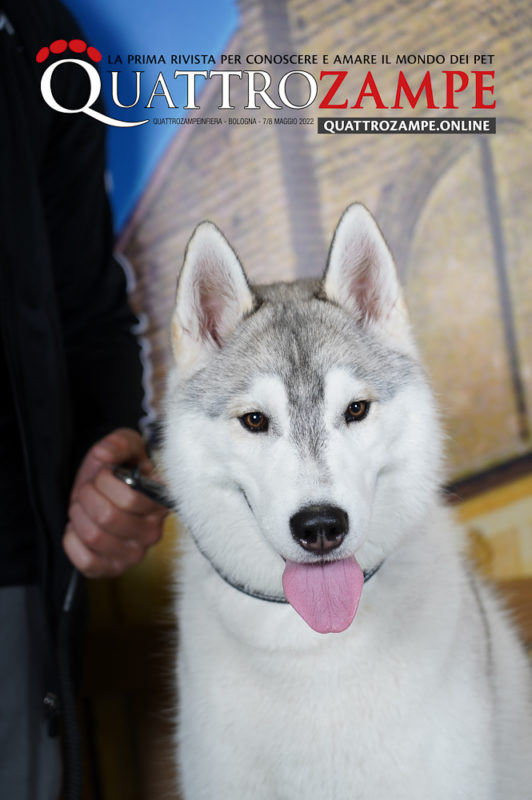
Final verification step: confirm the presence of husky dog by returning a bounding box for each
[162,205,532,799]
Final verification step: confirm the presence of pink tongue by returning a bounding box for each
[282,557,364,634]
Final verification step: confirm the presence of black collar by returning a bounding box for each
[113,466,384,603]
[218,559,384,604]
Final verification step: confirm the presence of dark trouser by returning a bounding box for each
[0,585,62,799]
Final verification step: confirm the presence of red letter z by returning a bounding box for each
[319,71,348,109]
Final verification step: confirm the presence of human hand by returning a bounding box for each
[63,428,167,578]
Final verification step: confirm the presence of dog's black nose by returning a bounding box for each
[290,505,348,555]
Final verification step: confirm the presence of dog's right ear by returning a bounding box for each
[322,204,416,355]
[172,222,254,371]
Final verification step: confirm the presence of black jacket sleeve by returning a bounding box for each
[37,3,146,465]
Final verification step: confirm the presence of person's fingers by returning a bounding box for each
[73,481,164,545]
[64,428,167,577]
[71,428,150,503]
[63,524,144,578]
[89,428,148,467]
[93,467,167,517]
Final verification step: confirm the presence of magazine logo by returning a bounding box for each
[37,39,148,128]
[36,41,496,126]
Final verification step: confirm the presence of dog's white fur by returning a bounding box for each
[163,205,532,799]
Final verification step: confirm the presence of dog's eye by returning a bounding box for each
[239,411,269,433]
[345,401,370,423]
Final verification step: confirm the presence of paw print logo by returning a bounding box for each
[36,39,147,128]
[36,38,102,64]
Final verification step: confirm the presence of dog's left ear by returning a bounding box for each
[172,222,255,371]
[322,204,416,354]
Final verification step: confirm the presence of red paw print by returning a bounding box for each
[36,39,102,64]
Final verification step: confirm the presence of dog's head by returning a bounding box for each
[163,205,442,633]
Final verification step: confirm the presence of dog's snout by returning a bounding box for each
[290,505,348,555]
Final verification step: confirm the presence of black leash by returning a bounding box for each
[58,569,83,800]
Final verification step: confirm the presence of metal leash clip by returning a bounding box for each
[112,464,176,510]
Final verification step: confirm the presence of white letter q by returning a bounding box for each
[40,59,148,128]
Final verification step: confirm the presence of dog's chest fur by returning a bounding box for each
[175,514,529,800]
